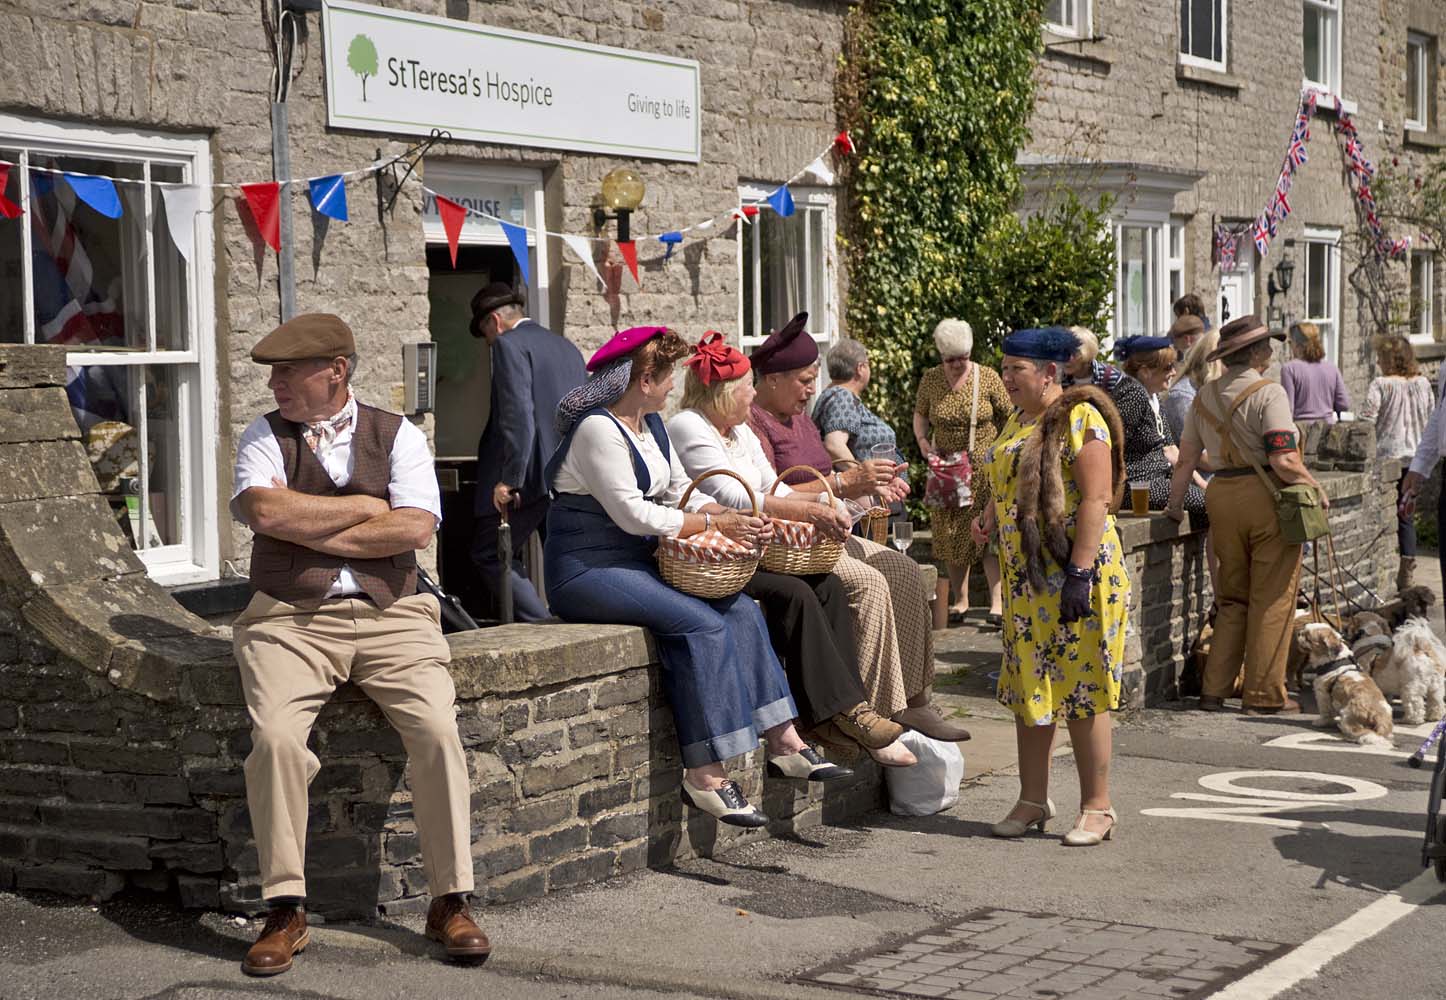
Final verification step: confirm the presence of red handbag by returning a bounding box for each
[922,363,982,509]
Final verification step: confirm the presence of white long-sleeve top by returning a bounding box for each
[551,411,714,538]
[1408,366,1446,476]
[667,408,813,510]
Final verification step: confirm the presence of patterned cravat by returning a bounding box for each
[302,392,356,459]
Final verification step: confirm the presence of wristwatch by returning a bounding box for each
[1064,563,1094,582]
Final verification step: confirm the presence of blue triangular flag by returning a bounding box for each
[766,184,795,218]
[658,231,683,260]
[308,174,348,221]
[501,220,530,285]
[64,173,122,219]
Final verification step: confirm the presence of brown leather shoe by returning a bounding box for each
[1197,695,1225,712]
[894,703,972,742]
[241,906,308,977]
[1244,697,1302,716]
[832,702,906,750]
[425,894,491,962]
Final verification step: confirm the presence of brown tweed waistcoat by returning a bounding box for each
[248,402,417,609]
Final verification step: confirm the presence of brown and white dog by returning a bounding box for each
[1298,622,1395,746]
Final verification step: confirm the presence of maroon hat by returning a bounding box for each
[686,331,751,385]
[586,326,670,372]
[749,312,817,375]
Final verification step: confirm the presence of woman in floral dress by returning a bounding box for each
[972,327,1129,848]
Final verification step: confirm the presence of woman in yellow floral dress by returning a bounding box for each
[972,327,1129,847]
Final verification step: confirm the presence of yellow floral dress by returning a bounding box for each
[986,402,1128,725]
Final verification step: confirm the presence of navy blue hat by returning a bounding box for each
[1113,335,1172,360]
[1001,326,1080,363]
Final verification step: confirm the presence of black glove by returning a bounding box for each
[1059,573,1093,624]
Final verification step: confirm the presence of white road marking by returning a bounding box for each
[1143,770,1390,831]
[1209,868,1446,999]
[1263,722,1439,760]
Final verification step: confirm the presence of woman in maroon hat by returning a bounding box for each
[746,314,970,743]
[543,326,852,829]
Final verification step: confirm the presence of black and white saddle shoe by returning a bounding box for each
[766,745,853,782]
[680,779,769,827]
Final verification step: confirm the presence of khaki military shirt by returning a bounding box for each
[1180,363,1297,469]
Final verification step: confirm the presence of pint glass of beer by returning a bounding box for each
[1129,481,1150,516]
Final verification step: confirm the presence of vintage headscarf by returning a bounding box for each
[555,358,632,436]
[685,331,750,385]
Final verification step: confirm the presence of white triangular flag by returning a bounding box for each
[160,185,202,263]
[562,234,604,288]
[801,154,835,186]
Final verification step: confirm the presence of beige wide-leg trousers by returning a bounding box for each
[832,536,936,716]
[232,592,473,901]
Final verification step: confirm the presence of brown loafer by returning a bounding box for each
[894,704,972,742]
[1197,695,1225,712]
[242,906,308,977]
[1244,697,1302,716]
[426,894,491,963]
[832,702,906,750]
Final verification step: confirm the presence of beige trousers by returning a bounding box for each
[232,592,473,901]
[833,537,936,716]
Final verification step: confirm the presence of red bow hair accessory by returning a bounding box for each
[686,331,750,386]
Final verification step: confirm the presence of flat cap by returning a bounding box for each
[250,313,356,364]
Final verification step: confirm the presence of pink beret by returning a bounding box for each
[749,312,817,375]
[586,326,671,372]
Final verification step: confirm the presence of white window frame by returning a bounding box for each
[1166,218,1186,308]
[1406,33,1430,133]
[1302,226,1342,363]
[1044,0,1091,39]
[0,113,219,585]
[1179,0,1228,72]
[1303,0,1342,98]
[1111,221,1172,345]
[1410,250,1436,345]
[736,183,838,356]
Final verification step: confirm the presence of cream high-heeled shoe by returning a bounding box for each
[1062,807,1118,846]
[990,797,1055,838]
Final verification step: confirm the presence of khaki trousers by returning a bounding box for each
[232,592,473,901]
[1202,476,1303,708]
[833,537,935,716]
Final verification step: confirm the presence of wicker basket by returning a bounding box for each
[760,465,845,575]
[656,469,762,599]
[862,505,890,545]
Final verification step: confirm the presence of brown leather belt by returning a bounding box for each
[1211,467,1255,478]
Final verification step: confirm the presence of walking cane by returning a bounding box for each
[497,491,517,624]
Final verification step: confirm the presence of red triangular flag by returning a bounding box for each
[833,130,855,156]
[436,194,467,268]
[617,240,639,286]
[240,182,282,252]
[0,164,22,219]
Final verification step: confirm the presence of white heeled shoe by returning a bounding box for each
[990,797,1056,838]
[1062,807,1118,846]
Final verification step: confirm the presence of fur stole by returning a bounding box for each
[1014,385,1125,594]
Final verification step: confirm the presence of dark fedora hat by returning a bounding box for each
[1206,314,1284,363]
[469,282,525,338]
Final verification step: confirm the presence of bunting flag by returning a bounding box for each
[159,185,202,263]
[0,164,21,219]
[308,174,348,221]
[500,220,530,285]
[658,231,682,260]
[616,240,639,286]
[803,153,836,186]
[64,173,123,219]
[240,182,282,252]
[766,184,795,217]
[833,130,855,156]
[562,233,604,288]
[435,194,467,267]
[730,204,759,225]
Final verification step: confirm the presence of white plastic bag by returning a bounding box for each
[885,730,965,816]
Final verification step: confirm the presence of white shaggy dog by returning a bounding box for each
[1298,622,1395,747]
[1373,617,1446,726]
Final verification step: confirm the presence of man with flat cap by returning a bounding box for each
[469,282,586,621]
[230,313,489,975]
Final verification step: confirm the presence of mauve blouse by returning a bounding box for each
[747,403,834,486]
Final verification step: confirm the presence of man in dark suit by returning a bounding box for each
[470,282,586,621]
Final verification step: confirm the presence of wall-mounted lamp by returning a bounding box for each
[1266,256,1296,325]
[592,167,646,242]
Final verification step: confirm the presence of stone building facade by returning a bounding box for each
[1026,0,1446,400]
[0,0,849,609]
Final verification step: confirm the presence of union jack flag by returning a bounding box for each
[1273,190,1292,221]
[1287,136,1309,168]
[1253,218,1270,256]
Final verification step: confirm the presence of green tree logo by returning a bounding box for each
[347,34,378,101]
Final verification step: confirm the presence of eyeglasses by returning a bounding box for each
[942,356,969,365]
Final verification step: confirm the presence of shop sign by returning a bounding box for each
[322,0,701,163]
[419,162,537,246]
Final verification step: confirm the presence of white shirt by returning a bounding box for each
[1408,366,1446,476]
[231,406,442,596]
[551,412,714,537]
[667,408,800,511]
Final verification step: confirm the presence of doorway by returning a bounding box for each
[1219,255,1256,330]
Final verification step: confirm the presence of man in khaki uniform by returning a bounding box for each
[230,314,489,975]
[1164,314,1327,714]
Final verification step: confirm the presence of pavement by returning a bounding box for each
[4,566,1446,1000]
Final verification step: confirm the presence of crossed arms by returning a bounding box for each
[238,482,435,559]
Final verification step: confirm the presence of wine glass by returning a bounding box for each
[891,520,914,555]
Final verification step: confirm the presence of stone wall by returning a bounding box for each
[1117,467,1401,705]
[0,345,882,917]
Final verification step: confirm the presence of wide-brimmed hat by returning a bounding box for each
[469,282,525,338]
[1206,314,1283,362]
